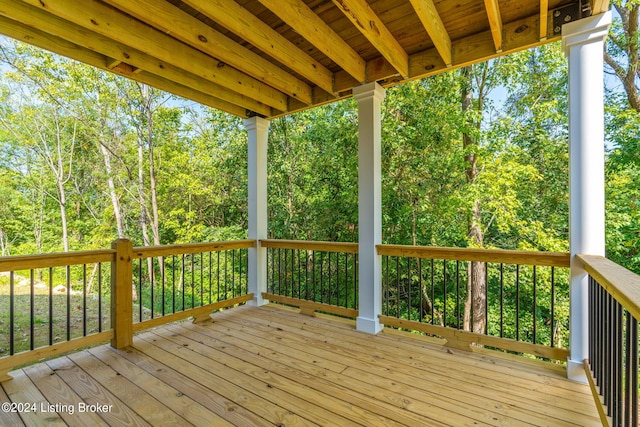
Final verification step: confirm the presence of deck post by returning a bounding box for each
[562,11,611,382]
[354,82,386,334]
[245,116,270,306]
[111,238,133,349]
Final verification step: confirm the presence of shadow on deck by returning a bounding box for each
[1,304,600,426]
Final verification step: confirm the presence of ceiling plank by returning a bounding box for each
[539,0,548,40]
[182,0,335,96]
[0,15,249,117]
[257,0,367,84]
[591,0,610,14]
[331,0,409,78]
[0,0,271,116]
[18,0,288,112]
[484,0,503,52]
[409,0,452,67]
[102,0,313,105]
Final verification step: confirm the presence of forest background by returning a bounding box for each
[0,1,638,277]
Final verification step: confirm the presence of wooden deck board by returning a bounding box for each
[1,304,601,426]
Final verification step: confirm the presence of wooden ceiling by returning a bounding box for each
[0,0,610,119]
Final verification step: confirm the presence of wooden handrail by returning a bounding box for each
[377,244,570,267]
[260,239,359,254]
[132,239,255,258]
[0,249,116,272]
[577,254,640,321]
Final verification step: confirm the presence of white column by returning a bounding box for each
[354,82,386,334]
[562,11,611,382]
[244,116,270,306]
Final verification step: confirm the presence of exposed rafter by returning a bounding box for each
[331,0,409,78]
[409,0,452,67]
[19,0,288,112]
[102,0,313,105]
[181,0,335,97]
[540,0,549,40]
[591,0,611,14]
[484,0,503,52]
[0,0,271,116]
[257,0,367,84]
[0,15,250,117]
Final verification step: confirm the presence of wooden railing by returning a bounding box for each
[378,244,571,360]
[261,239,359,318]
[579,254,639,427]
[0,239,255,380]
[260,239,572,360]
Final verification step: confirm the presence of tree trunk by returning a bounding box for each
[460,66,487,334]
[99,143,125,238]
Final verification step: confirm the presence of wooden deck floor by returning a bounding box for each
[1,304,600,426]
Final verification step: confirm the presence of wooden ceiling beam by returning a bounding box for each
[591,0,611,14]
[19,0,288,112]
[484,0,503,52]
[410,13,556,80]
[540,0,549,40]
[409,0,452,67]
[258,0,367,84]
[331,0,409,78]
[102,0,313,105]
[0,0,271,116]
[182,0,335,96]
[0,15,250,117]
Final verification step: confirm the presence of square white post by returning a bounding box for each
[244,116,270,306]
[354,82,386,334]
[562,11,611,382]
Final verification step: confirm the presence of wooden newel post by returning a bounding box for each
[111,238,133,349]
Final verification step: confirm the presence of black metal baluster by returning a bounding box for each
[217,251,221,302]
[614,301,623,427]
[98,263,103,333]
[456,260,460,329]
[500,263,504,338]
[172,255,176,313]
[312,251,316,301]
[344,252,349,308]
[161,256,166,316]
[551,267,555,347]
[201,252,205,305]
[66,266,71,341]
[224,250,228,300]
[532,265,537,344]
[516,264,520,341]
[485,262,488,335]
[443,260,447,326]
[407,257,412,321]
[83,264,87,337]
[191,254,196,309]
[395,256,400,318]
[9,271,14,355]
[182,254,186,311]
[139,259,144,319]
[431,259,435,324]
[150,258,155,319]
[384,255,389,316]
[319,251,324,304]
[297,249,302,300]
[30,269,35,350]
[353,254,358,309]
[624,314,638,427]
[49,267,53,344]
[231,249,236,298]
[419,258,423,322]
[328,251,333,305]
